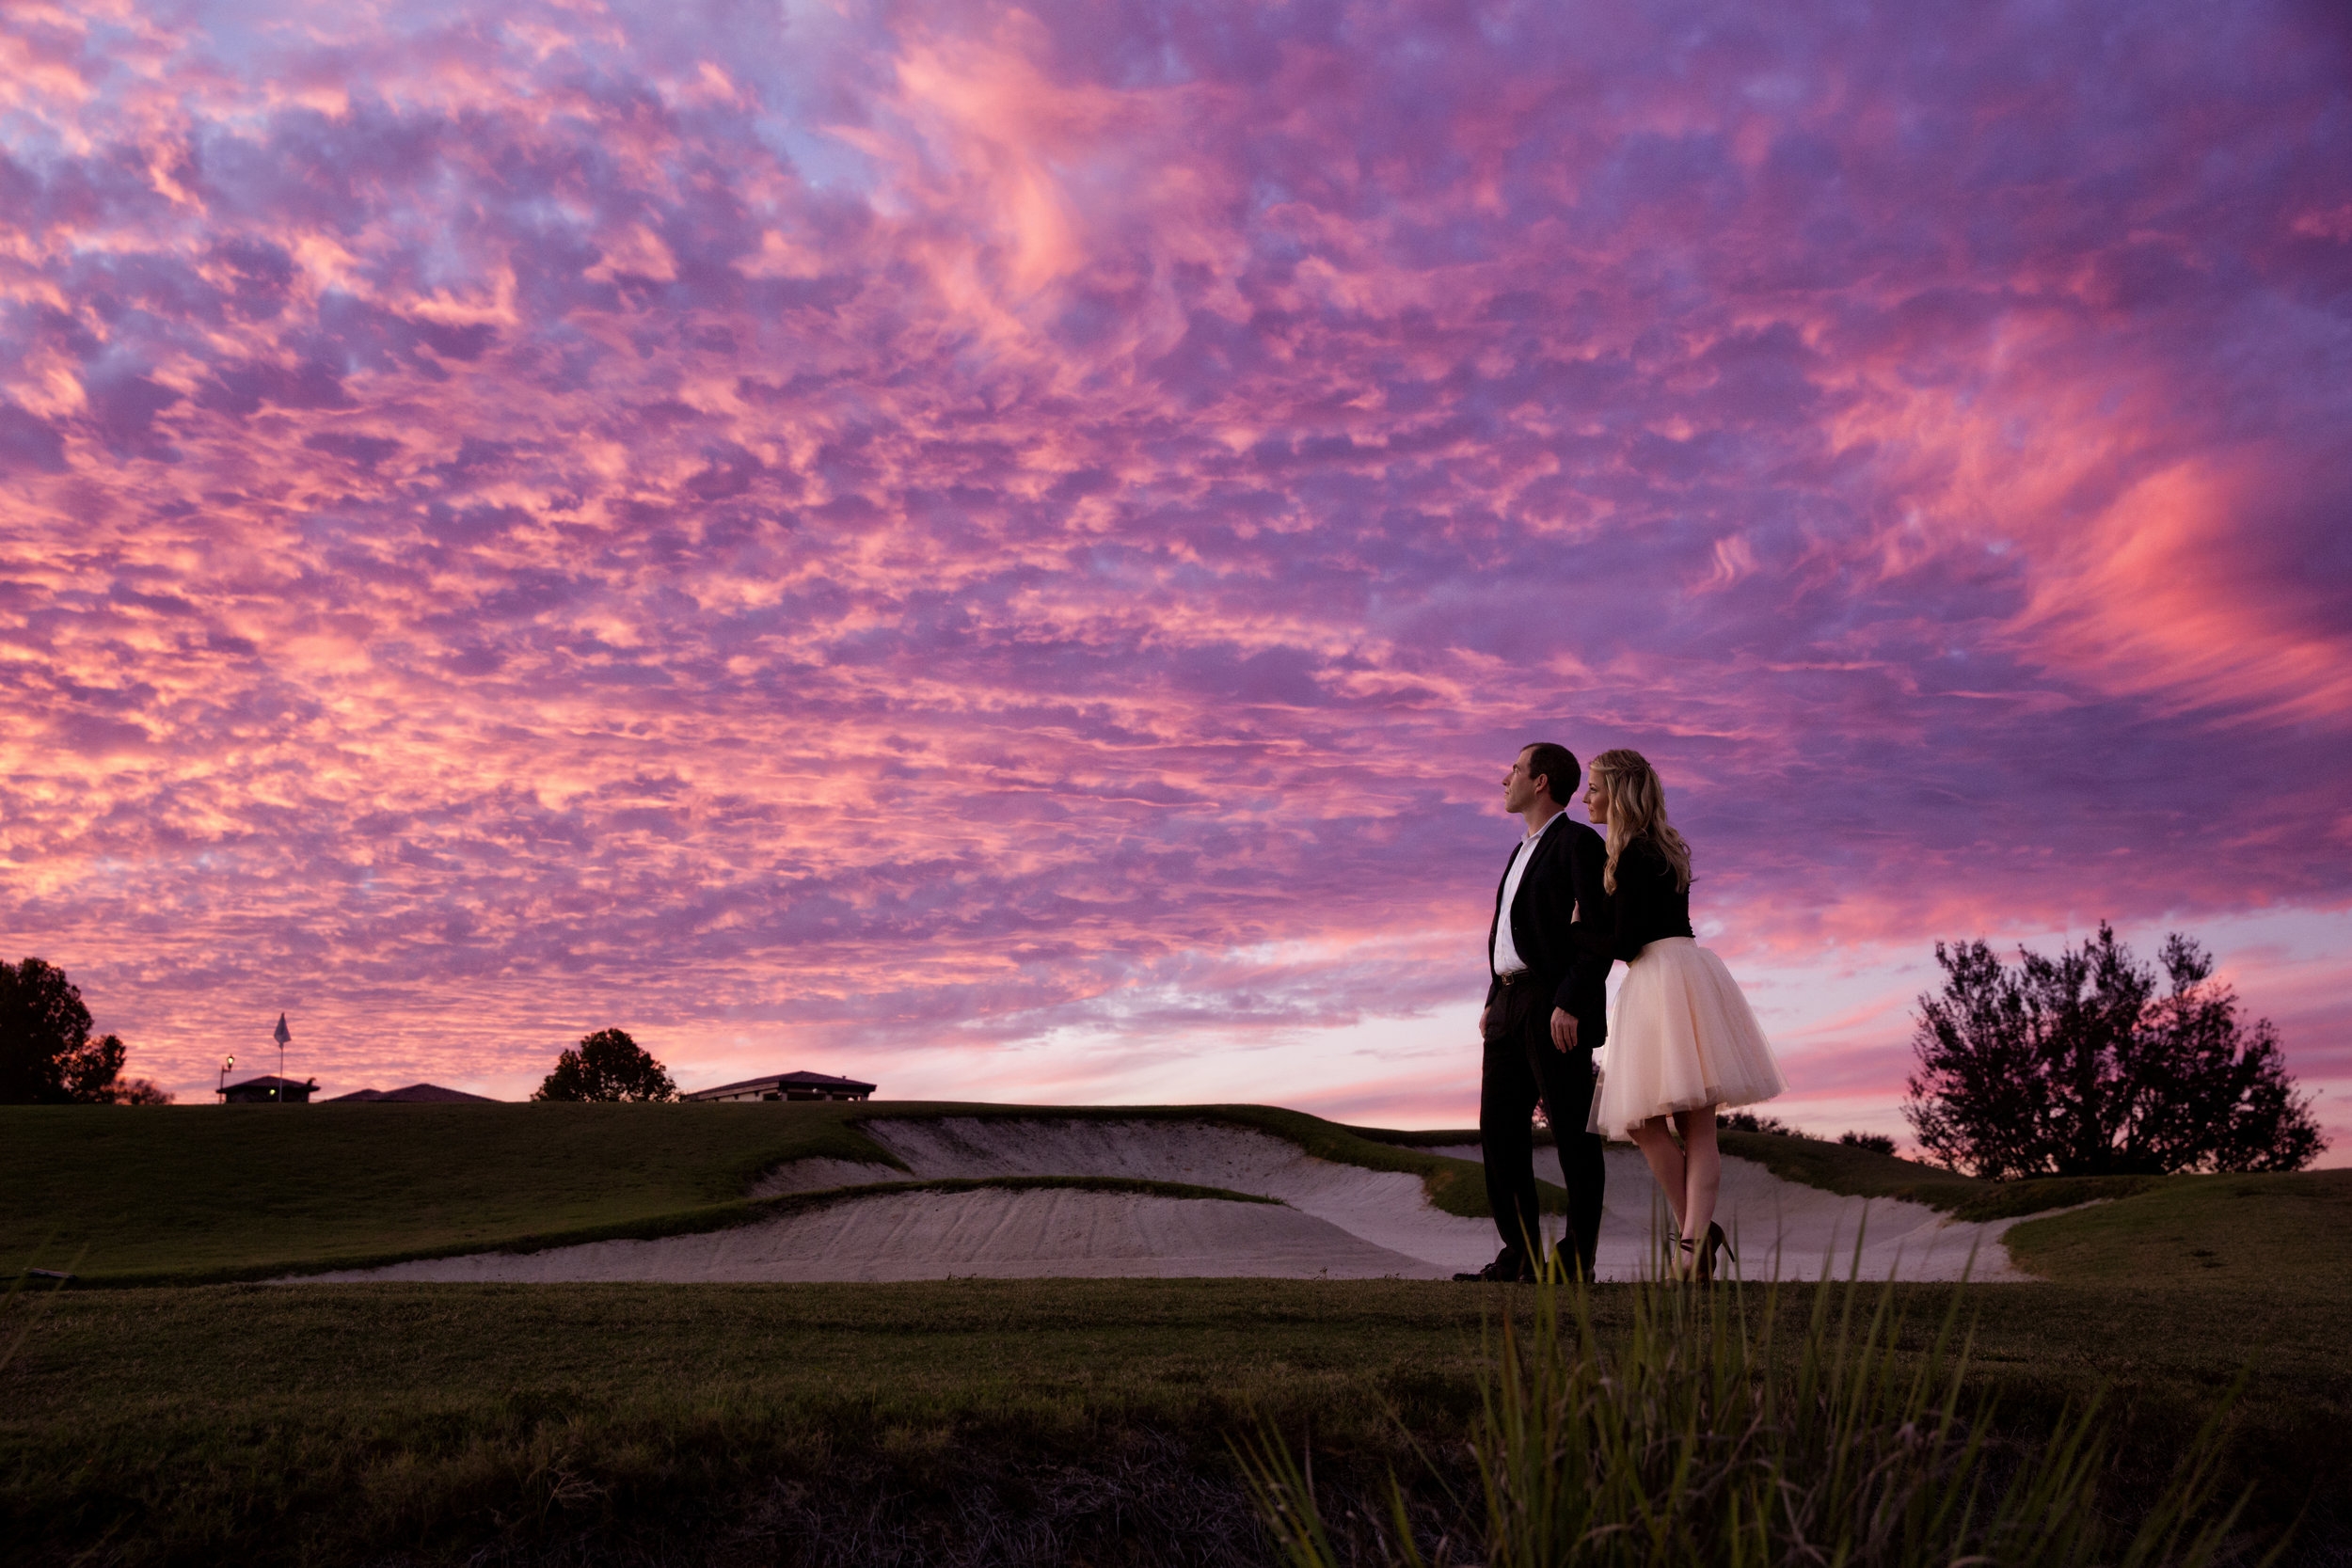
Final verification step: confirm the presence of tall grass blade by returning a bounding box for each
[1237,1255,2269,1568]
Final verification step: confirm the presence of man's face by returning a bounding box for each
[1502,748,1546,814]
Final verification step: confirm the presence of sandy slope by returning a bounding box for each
[303,1185,1438,1282]
[294,1116,2039,1284]
[757,1118,1490,1270]
[1428,1145,2031,1282]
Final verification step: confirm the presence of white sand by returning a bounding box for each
[1428,1144,2034,1281]
[290,1116,2042,1284]
[830,1117,1498,1271]
[302,1185,1439,1282]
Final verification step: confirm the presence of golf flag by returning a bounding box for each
[274,1013,291,1047]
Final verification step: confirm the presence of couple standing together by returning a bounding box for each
[1462,742,1787,1284]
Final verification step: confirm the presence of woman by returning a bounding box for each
[1583,750,1787,1281]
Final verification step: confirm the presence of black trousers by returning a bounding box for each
[1479,976,1607,1278]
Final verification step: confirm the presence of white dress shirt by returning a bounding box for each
[1490,809,1565,975]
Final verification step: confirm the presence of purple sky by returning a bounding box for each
[3,0,2347,1151]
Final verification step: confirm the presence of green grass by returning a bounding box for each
[0,1101,1509,1288]
[1342,1124,1483,1148]
[4,1277,2345,1567]
[2005,1168,2352,1288]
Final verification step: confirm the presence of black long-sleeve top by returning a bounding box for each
[1606,837,1694,963]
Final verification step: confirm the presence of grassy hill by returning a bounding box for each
[2004,1167,2352,1286]
[0,1101,1502,1287]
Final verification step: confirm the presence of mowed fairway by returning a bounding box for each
[5,1278,2349,1567]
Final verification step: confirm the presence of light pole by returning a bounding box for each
[219,1054,234,1101]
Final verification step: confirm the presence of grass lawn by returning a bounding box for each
[2005,1167,2352,1286]
[4,1277,2346,1566]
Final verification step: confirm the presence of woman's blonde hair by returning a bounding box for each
[1590,748,1693,895]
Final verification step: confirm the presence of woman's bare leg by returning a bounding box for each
[1628,1117,1687,1273]
[1677,1106,1722,1255]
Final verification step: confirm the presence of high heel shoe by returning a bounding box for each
[1693,1222,1734,1284]
[1674,1234,1696,1283]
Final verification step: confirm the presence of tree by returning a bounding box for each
[0,957,163,1103]
[1902,924,2325,1179]
[532,1028,678,1102]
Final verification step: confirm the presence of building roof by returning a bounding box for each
[322,1083,501,1104]
[686,1069,877,1098]
[220,1074,316,1093]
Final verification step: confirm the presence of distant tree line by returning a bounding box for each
[0,958,171,1104]
[1903,924,2323,1178]
[1718,1111,1895,1155]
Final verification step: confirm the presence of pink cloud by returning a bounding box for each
[0,0,2344,1147]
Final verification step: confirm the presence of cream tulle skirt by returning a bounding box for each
[1590,937,1787,1140]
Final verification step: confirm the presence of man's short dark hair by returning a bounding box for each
[1521,742,1581,806]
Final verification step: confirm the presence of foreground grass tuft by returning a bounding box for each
[1246,1271,2274,1567]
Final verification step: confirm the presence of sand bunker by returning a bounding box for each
[303,1185,1433,1283]
[1427,1145,2032,1282]
[294,1116,2043,1284]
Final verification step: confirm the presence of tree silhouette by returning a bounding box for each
[532,1028,678,1103]
[0,957,156,1103]
[1902,924,2324,1178]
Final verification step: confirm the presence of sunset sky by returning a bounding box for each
[3,0,2347,1151]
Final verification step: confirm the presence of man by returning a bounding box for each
[1456,741,1611,1283]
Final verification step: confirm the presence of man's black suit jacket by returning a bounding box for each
[1486,815,1612,1024]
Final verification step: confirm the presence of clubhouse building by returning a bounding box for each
[217,1073,318,1104]
[683,1069,876,1103]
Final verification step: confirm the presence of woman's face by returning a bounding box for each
[1582,774,1610,826]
